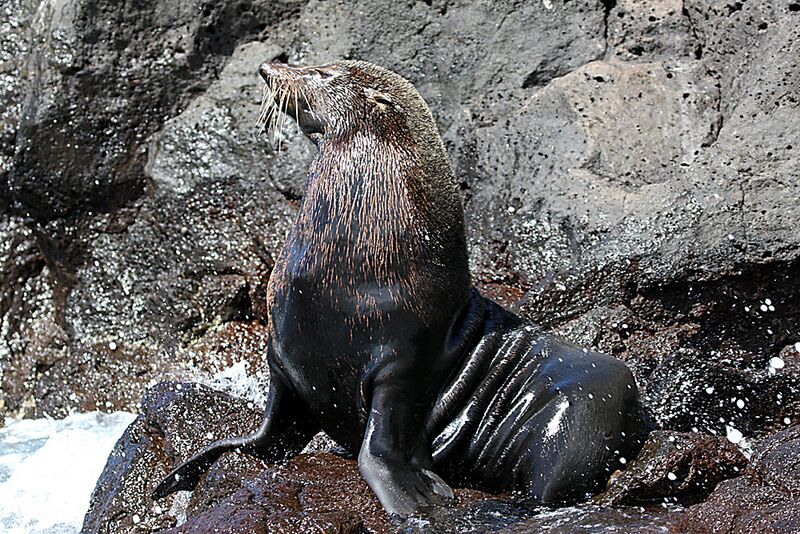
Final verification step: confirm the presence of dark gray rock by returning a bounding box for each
[8,0,304,219]
[0,2,302,418]
[608,0,702,61]
[496,504,680,534]
[0,0,799,528]
[0,0,36,190]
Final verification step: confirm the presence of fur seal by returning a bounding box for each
[152,60,648,515]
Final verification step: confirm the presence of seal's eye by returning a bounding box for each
[374,94,393,106]
[365,88,394,108]
[312,67,334,79]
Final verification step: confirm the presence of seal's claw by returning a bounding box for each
[396,467,454,514]
[423,469,455,499]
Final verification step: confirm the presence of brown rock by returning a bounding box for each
[82,382,262,534]
[181,451,492,534]
[159,500,271,534]
[83,382,494,534]
[679,425,800,534]
[597,430,748,506]
[162,470,364,533]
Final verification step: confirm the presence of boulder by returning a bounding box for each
[597,430,747,506]
[679,425,800,533]
[0,0,304,419]
[82,382,264,534]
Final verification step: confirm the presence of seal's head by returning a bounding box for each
[257,60,440,150]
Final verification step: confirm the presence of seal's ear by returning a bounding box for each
[365,88,394,109]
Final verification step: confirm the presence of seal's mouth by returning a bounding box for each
[256,62,325,143]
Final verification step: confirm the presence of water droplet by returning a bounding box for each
[726,425,743,444]
[769,357,785,370]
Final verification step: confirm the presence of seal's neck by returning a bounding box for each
[289,130,468,287]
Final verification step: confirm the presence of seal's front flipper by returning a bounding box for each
[358,382,454,516]
[152,378,319,500]
[359,451,454,516]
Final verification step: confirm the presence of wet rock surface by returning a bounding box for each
[496,505,680,534]
[597,430,748,506]
[679,424,800,534]
[82,382,264,534]
[0,0,797,532]
[83,382,686,533]
[83,381,499,533]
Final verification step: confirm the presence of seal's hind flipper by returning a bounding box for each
[152,442,232,499]
[151,377,320,500]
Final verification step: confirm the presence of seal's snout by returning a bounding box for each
[258,61,277,83]
[259,61,295,83]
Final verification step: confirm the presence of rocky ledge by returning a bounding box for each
[82,382,495,533]
[81,382,800,533]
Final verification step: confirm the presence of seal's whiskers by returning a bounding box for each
[269,85,285,144]
[293,86,301,136]
[254,83,274,142]
[275,86,289,151]
[255,80,292,148]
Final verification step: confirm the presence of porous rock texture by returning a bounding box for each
[0,0,798,532]
[596,430,748,506]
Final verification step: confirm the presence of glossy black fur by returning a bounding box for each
[152,61,648,515]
